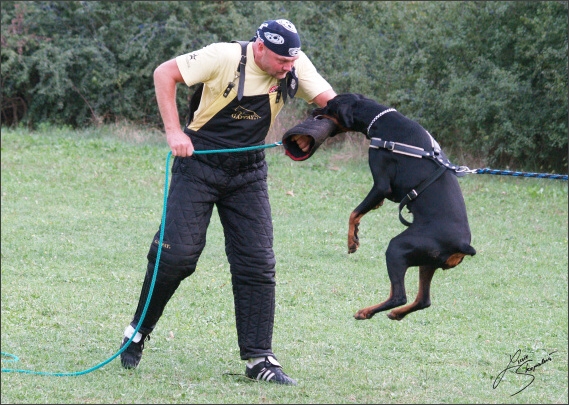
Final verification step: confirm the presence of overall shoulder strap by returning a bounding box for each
[229,40,249,101]
[187,41,249,125]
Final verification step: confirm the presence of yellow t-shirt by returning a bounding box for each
[175,42,332,131]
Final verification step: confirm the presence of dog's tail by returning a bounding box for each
[461,244,477,257]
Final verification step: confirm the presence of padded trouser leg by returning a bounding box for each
[233,282,275,359]
[131,261,190,335]
[216,162,277,360]
[128,158,213,335]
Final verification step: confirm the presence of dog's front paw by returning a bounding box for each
[347,235,359,254]
[347,219,360,254]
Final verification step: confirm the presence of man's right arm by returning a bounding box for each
[154,59,195,157]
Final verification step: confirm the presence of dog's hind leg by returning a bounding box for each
[354,254,408,320]
[387,265,436,321]
[354,285,406,320]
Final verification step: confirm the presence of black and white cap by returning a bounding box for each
[255,19,301,57]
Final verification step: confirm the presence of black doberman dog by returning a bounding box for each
[314,93,476,321]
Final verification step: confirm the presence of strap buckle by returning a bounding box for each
[406,189,418,201]
[384,141,395,151]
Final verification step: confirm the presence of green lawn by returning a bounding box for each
[1,126,567,404]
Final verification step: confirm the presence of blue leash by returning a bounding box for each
[1,141,283,376]
[474,168,567,181]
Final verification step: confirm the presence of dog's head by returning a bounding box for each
[313,93,368,132]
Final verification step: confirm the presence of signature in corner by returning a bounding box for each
[493,348,557,396]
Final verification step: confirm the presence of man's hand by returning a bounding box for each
[154,59,193,156]
[290,134,312,152]
[166,129,195,157]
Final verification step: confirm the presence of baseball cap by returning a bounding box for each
[254,19,301,57]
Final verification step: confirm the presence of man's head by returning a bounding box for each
[254,19,301,57]
[252,19,301,79]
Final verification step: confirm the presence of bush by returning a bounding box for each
[1,1,567,172]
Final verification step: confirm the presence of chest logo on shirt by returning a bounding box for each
[268,85,280,93]
[231,106,261,120]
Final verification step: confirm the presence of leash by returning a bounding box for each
[471,167,567,181]
[1,141,283,376]
[368,109,567,182]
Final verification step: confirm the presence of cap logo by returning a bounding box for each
[275,19,298,33]
[264,32,285,45]
[288,48,300,57]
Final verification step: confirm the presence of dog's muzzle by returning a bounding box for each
[281,116,338,161]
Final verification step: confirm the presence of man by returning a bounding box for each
[119,19,336,385]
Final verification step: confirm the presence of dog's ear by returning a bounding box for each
[331,102,355,128]
[312,93,362,129]
[312,106,326,117]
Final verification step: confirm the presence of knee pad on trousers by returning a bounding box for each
[147,239,199,279]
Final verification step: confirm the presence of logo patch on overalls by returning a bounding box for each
[231,105,261,120]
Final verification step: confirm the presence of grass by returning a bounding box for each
[1,125,567,404]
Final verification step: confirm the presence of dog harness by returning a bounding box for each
[367,109,470,226]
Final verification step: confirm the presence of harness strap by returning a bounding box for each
[367,114,471,226]
[370,137,465,172]
[370,137,432,158]
[398,165,447,226]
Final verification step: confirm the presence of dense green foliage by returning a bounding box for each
[1,1,567,172]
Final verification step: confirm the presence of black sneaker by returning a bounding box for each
[119,335,149,369]
[245,356,297,385]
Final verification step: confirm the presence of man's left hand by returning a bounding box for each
[290,135,311,152]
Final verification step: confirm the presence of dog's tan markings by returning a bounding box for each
[348,211,364,253]
[348,201,385,253]
[444,253,466,269]
[354,286,406,320]
[387,266,436,321]
[354,307,374,320]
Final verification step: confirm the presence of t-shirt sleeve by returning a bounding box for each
[175,43,237,91]
[294,52,333,103]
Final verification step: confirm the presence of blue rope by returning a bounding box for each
[1,141,282,376]
[475,168,568,181]
[193,141,282,154]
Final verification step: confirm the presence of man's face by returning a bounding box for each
[258,44,299,79]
